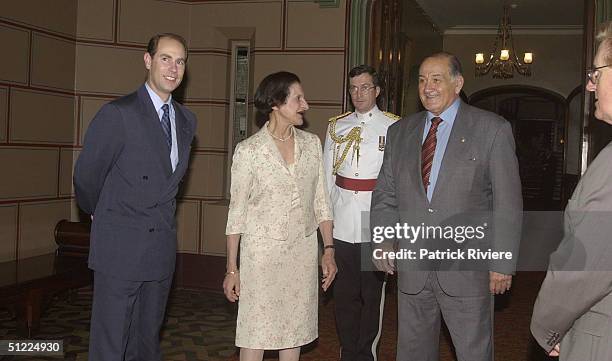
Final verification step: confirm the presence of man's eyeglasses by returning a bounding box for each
[348,84,377,94]
[586,64,612,84]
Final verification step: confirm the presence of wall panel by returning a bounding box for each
[118,0,190,45]
[181,54,229,101]
[31,33,76,91]
[253,53,345,103]
[304,105,344,141]
[176,200,200,253]
[187,104,228,149]
[0,0,77,36]
[286,0,346,49]
[0,24,30,85]
[0,148,59,200]
[59,149,78,196]
[80,97,112,144]
[18,200,71,259]
[76,44,145,95]
[10,89,75,144]
[182,153,225,198]
[77,0,115,41]
[0,87,7,142]
[0,205,18,262]
[190,1,282,49]
[201,202,229,256]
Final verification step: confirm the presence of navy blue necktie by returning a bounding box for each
[161,104,172,149]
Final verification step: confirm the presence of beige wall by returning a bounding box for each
[1,0,346,260]
[0,1,77,261]
[400,0,443,115]
[443,32,583,99]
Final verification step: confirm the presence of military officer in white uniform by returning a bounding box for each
[323,65,398,361]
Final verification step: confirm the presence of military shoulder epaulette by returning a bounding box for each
[383,111,401,121]
[328,112,352,122]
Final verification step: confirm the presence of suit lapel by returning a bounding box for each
[402,116,428,200]
[293,128,303,165]
[170,102,192,178]
[431,102,475,202]
[260,125,291,174]
[137,86,172,175]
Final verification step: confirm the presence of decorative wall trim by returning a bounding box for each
[444,25,584,35]
[0,143,80,149]
[0,196,72,205]
[252,48,345,53]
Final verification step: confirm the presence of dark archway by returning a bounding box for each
[469,85,568,211]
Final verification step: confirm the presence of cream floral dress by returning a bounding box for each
[226,124,332,349]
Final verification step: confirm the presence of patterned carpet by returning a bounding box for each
[0,272,555,361]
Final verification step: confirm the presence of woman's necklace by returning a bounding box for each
[268,125,294,142]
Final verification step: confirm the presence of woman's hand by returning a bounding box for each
[321,250,337,291]
[223,271,240,302]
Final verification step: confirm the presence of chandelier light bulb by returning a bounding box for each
[475,53,484,64]
[524,52,533,64]
[500,50,510,61]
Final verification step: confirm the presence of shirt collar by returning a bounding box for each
[145,82,173,113]
[355,105,381,121]
[426,97,460,124]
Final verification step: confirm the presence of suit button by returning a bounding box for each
[149,228,154,232]
[142,176,148,180]
[427,208,435,213]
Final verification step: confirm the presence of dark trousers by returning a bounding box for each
[334,240,386,361]
[89,271,172,361]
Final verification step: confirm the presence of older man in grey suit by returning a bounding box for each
[74,33,196,361]
[531,22,612,361]
[370,52,522,361]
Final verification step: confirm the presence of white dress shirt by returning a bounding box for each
[145,83,179,172]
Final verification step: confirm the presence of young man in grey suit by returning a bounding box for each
[74,33,197,361]
[370,52,522,361]
[531,21,612,361]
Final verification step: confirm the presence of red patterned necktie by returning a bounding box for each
[421,117,442,191]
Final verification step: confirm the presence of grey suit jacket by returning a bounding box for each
[371,100,522,296]
[74,85,196,281]
[531,142,612,360]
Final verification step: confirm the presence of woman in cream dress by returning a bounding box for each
[223,71,337,361]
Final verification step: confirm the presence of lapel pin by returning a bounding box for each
[461,137,466,143]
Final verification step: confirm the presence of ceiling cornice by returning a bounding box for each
[444,25,583,36]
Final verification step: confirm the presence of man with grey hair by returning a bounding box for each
[371,52,522,361]
[531,21,612,360]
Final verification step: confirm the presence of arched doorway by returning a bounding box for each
[469,86,567,211]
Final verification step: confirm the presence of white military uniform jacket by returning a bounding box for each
[323,106,398,243]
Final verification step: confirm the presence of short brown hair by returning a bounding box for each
[146,33,188,59]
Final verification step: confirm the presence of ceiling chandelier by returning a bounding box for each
[475,5,533,79]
